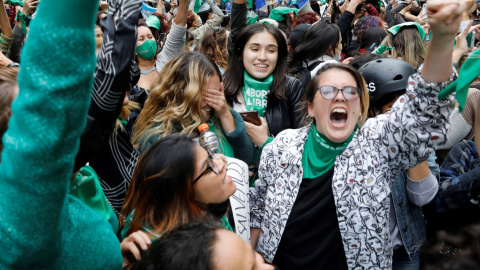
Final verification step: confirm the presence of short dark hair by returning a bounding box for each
[224,24,288,105]
[130,220,220,270]
[290,22,341,69]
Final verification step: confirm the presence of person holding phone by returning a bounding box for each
[224,0,304,151]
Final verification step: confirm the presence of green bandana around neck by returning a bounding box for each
[302,123,355,179]
[387,22,425,41]
[146,15,161,30]
[439,49,480,112]
[269,7,299,22]
[242,71,273,117]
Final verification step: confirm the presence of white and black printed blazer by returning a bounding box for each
[250,66,457,269]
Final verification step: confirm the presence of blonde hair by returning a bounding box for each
[380,27,426,69]
[132,52,222,149]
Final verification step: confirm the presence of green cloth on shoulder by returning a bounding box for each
[269,7,298,22]
[70,166,119,233]
[302,124,355,179]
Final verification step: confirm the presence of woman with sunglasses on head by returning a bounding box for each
[250,1,465,268]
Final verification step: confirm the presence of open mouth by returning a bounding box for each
[254,64,268,69]
[330,108,347,125]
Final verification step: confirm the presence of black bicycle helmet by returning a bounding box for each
[358,58,416,105]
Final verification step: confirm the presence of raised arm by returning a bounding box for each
[74,0,142,171]
[228,0,247,60]
[378,0,464,175]
[155,0,187,73]
[0,0,99,266]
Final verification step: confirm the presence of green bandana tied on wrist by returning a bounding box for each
[302,123,355,179]
[387,22,425,41]
[242,71,273,117]
[15,11,29,37]
[373,45,395,55]
[269,7,299,22]
[146,15,161,30]
[438,49,480,113]
[5,0,24,6]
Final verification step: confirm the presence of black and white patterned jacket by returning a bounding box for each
[250,66,457,269]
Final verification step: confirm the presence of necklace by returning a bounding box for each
[140,66,156,75]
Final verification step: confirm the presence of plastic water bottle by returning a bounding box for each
[198,123,222,156]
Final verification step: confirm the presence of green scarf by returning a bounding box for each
[242,71,273,117]
[302,124,355,179]
[439,49,480,113]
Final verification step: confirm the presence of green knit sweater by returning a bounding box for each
[0,0,122,268]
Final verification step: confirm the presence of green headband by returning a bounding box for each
[269,7,299,22]
[146,15,161,30]
[387,22,425,41]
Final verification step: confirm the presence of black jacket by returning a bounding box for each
[265,75,304,137]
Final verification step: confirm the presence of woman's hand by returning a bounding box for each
[245,117,269,147]
[427,0,466,39]
[121,231,152,267]
[205,83,230,119]
[22,0,39,15]
[453,20,480,63]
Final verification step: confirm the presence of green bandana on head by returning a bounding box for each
[387,22,425,41]
[242,71,273,117]
[439,49,480,113]
[269,7,299,22]
[302,123,355,179]
[136,39,157,60]
[146,15,161,30]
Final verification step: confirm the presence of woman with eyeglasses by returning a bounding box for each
[250,1,464,268]
[120,134,236,241]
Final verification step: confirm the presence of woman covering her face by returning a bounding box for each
[250,1,466,268]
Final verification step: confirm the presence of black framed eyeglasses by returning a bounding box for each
[192,152,219,184]
[317,85,361,102]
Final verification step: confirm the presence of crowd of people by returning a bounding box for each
[0,0,480,269]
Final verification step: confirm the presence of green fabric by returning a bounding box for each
[5,0,23,6]
[302,124,355,179]
[242,71,273,117]
[387,22,425,41]
[269,7,299,22]
[439,49,480,113]
[119,117,127,128]
[70,166,119,233]
[247,10,258,25]
[194,0,202,13]
[320,0,327,4]
[260,20,274,25]
[0,0,122,268]
[373,45,395,55]
[15,11,29,38]
[221,216,234,231]
[122,211,232,241]
[248,0,253,9]
[207,119,235,158]
[146,15,161,30]
[136,39,157,60]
